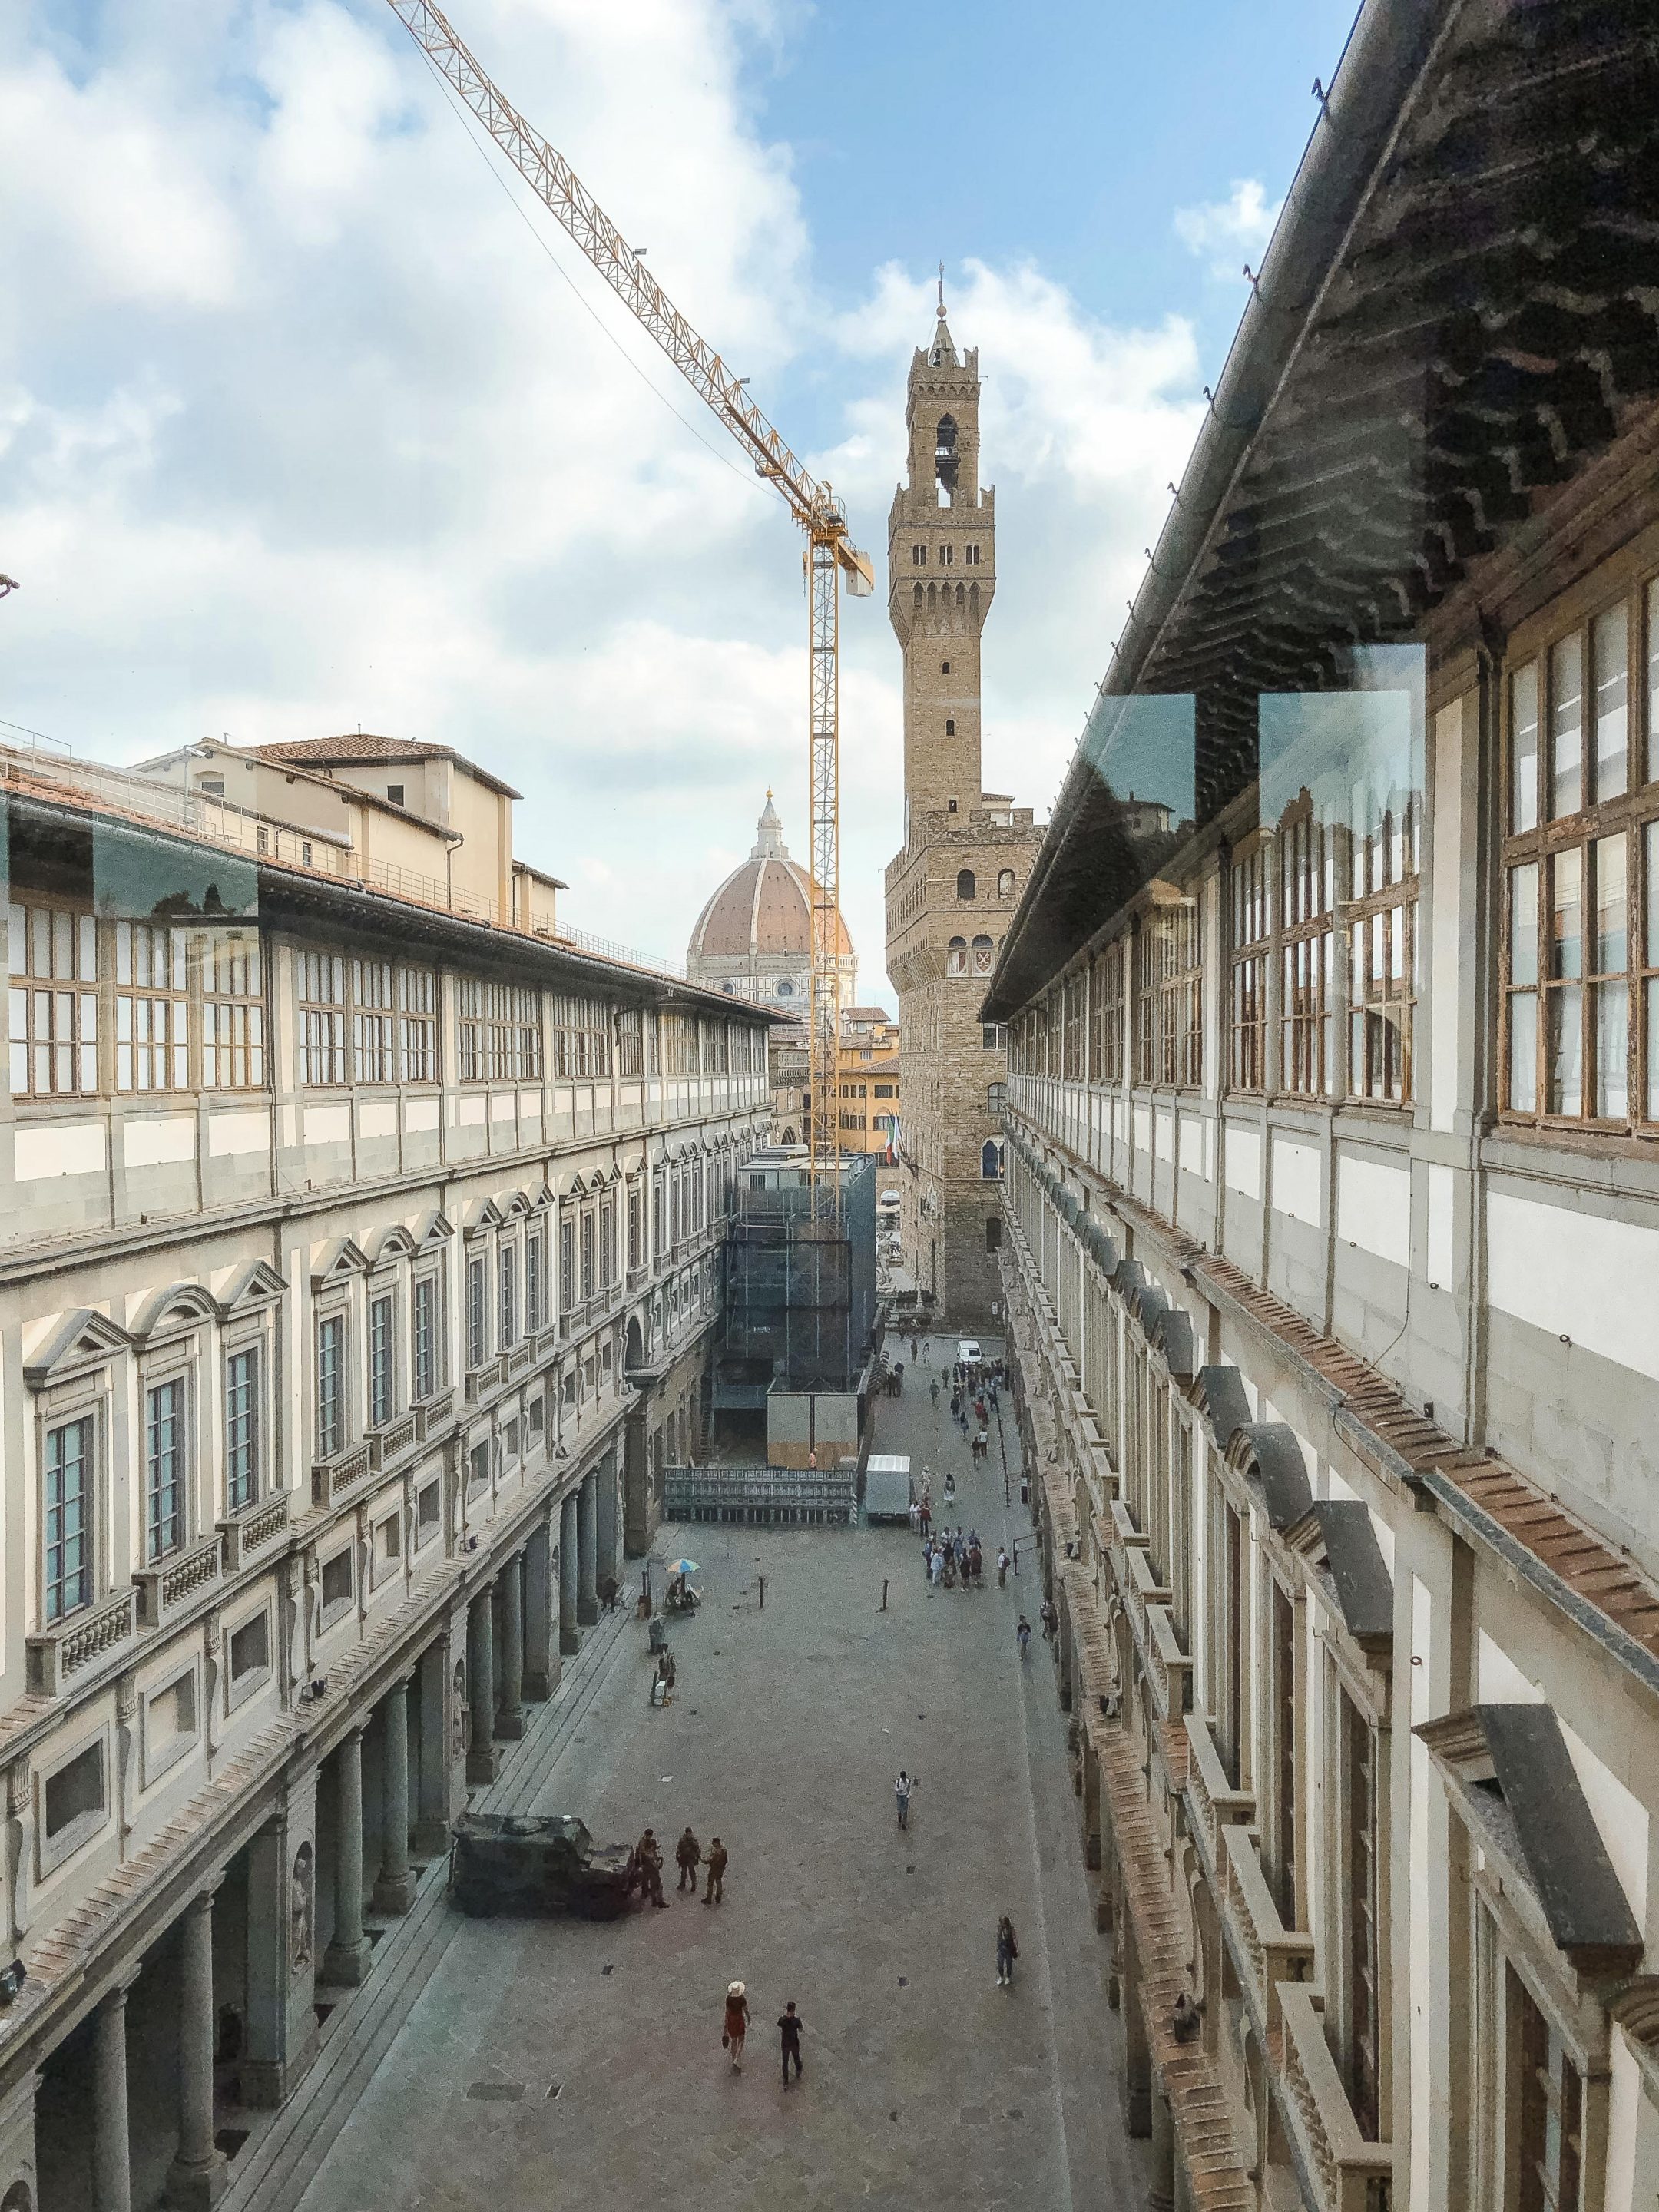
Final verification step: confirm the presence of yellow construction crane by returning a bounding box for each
[386,0,873,1224]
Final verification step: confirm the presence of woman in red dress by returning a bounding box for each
[723,1981,750,2071]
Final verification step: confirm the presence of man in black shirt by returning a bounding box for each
[778,2001,803,2087]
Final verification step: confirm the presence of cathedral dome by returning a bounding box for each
[686,795,856,1002]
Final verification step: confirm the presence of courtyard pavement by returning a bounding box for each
[289,1337,1147,2212]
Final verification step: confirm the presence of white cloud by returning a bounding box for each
[1173,177,1282,279]
[0,1,1204,1001]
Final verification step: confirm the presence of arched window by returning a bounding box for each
[945,718,955,735]
[981,1141,1002,1181]
[946,937,968,976]
[956,869,975,900]
[972,933,994,976]
[935,413,959,496]
[998,869,1015,898]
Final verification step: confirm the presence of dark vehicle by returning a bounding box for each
[449,1813,636,1920]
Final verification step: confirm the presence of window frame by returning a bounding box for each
[143,1370,188,1564]
[368,1286,396,1429]
[9,901,99,1100]
[43,1408,96,1624]
[1500,572,1657,1136]
[314,1310,347,1461]
[224,1339,262,1515]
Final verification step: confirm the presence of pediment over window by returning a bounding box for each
[363,1223,418,1269]
[129,1281,219,1346]
[1192,1363,1252,1454]
[1418,1704,1642,1975]
[1081,1217,1119,1276]
[1147,1303,1194,1383]
[410,1210,455,1253]
[24,1308,132,1388]
[1286,1499,1394,1655]
[528,1182,557,1210]
[1225,1421,1313,1531]
[459,1197,505,1237]
[310,1237,369,1290]
[500,1190,533,1220]
[215,1257,287,1316]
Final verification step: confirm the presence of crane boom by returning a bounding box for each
[387,0,869,1223]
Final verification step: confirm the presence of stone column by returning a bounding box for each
[1121,1925,1151,2137]
[523,1512,556,1701]
[165,1888,227,2209]
[498,1556,525,1740]
[243,1770,320,2108]
[373,1677,416,1915]
[323,1727,371,1986]
[576,1470,598,1624]
[414,1640,452,1856]
[622,1399,653,1558]
[1148,2078,1175,2212]
[558,1493,580,1654]
[92,1982,133,2212]
[594,1450,618,1594]
[467,1585,499,1785]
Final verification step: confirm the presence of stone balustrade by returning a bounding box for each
[1182,1713,1253,1871]
[134,1535,224,1628]
[28,1588,138,1695]
[1222,1823,1316,2035]
[1279,1982,1394,2212]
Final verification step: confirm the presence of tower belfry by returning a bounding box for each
[883,295,1038,1325]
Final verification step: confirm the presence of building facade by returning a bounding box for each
[0,742,769,2211]
[986,4,1659,2207]
[883,303,1039,1326]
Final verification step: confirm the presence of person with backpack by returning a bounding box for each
[895,1770,916,1830]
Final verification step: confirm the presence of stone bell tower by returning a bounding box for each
[883,287,1039,1328]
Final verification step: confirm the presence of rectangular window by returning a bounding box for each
[397,965,437,1083]
[601,1201,615,1287]
[226,1346,259,1512]
[627,1188,641,1273]
[369,1293,394,1427]
[8,902,98,1098]
[580,1210,594,1303]
[229,1610,270,1684]
[525,1232,545,1335]
[298,952,346,1087]
[1347,791,1419,1104]
[352,959,396,1084]
[315,1314,344,1459]
[320,1550,353,1613]
[1341,1690,1381,2141]
[44,1741,104,1840]
[467,1255,487,1369]
[115,922,188,1092]
[144,1378,184,1561]
[413,1276,438,1402]
[44,1416,92,1622]
[616,1004,644,1078]
[202,931,264,1090]
[1279,810,1334,1096]
[1505,584,1659,1131]
[487,982,542,1082]
[1271,1581,1297,1926]
[1214,1490,1243,1788]
[456,977,485,1083]
[559,1217,575,1311]
[498,1242,517,1350]
[1139,901,1200,1087]
[1230,847,1269,1091]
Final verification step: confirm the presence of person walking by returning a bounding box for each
[943,1471,956,1509]
[997,1545,1010,1588]
[930,1545,944,1590]
[1017,1614,1032,1661]
[778,2001,804,2088]
[922,1537,934,1584]
[724,1982,750,2071]
[996,1916,1019,1987]
[676,1826,702,1894]
[930,1380,939,1409]
[896,1769,916,1830]
[704,1836,729,1905]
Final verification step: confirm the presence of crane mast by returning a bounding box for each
[386,0,871,1224]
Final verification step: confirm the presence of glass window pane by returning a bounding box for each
[1596,979,1628,1120]
[1509,993,1538,1112]
[1510,863,1538,988]
[1547,985,1583,1116]
[1594,835,1628,975]
[1647,581,1659,787]
[1593,601,1628,801]
[1647,822,1659,965]
[1647,979,1659,1122]
[1551,849,1582,980]
[1512,662,1539,832]
[1551,632,1584,819]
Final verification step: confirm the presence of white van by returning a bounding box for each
[957,1338,982,1367]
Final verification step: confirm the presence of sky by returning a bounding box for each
[0,0,1360,1000]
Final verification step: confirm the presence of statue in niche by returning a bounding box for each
[290,1842,314,1974]
[453,1661,469,1758]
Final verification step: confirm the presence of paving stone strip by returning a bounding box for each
[218,1599,634,2212]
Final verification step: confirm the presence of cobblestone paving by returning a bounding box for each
[294,1339,1147,2211]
